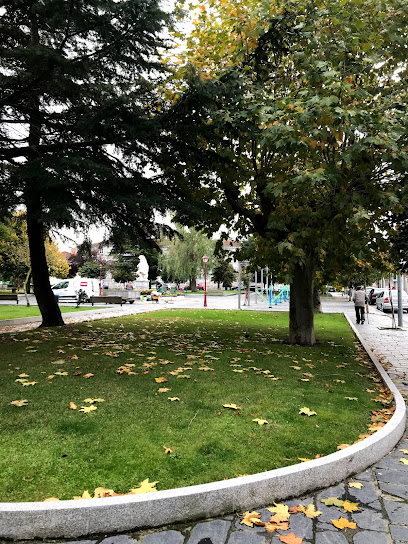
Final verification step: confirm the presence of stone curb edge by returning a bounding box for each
[0,313,405,539]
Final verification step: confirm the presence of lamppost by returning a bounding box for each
[99,263,102,296]
[202,254,208,307]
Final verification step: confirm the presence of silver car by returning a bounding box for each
[376,289,408,312]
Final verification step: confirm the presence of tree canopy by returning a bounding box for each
[0,0,202,326]
[165,0,408,344]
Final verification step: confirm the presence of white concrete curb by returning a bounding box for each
[0,314,405,539]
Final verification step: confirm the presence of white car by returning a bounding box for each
[52,277,99,302]
[376,289,408,312]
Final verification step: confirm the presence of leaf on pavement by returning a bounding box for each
[400,449,408,454]
[240,511,262,527]
[321,497,345,507]
[279,534,303,544]
[399,458,408,465]
[349,482,363,489]
[266,503,290,520]
[331,517,357,529]
[297,504,322,518]
[342,500,360,513]
[299,407,317,416]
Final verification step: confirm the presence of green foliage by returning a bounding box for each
[160,227,216,288]
[78,261,107,279]
[211,250,237,289]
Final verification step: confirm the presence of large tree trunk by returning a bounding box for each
[313,288,322,313]
[289,257,315,345]
[26,210,64,327]
[190,278,197,291]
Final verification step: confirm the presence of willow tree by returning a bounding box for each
[0,0,197,326]
[165,0,408,344]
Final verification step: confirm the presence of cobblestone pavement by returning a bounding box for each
[2,295,408,543]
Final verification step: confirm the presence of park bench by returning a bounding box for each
[0,294,19,304]
[90,295,122,306]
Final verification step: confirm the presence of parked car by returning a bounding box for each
[376,289,408,312]
[52,277,99,302]
[326,285,336,292]
[367,288,383,305]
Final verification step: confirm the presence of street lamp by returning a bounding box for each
[202,254,209,307]
[99,263,102,296]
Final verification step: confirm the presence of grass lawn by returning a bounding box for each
[0,306,100,320]
[0,310,390,502]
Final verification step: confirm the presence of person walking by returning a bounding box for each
[353,286,368,324]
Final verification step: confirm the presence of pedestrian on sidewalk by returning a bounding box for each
[352,285,368,324]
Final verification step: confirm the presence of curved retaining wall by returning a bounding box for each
[0,315,405,539]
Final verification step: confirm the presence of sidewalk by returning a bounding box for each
[2,296,408,543]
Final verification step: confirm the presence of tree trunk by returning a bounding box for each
[289,257,315,345]
[23,268,31,307]
[26,211,64,327]
[313,288,322,313]
[190,278,197,291]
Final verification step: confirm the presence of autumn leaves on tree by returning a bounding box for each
[165,0,408,344]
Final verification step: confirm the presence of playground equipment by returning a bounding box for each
[254,268,290,308]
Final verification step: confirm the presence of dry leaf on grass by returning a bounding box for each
[299,407,317,416]
[9,399,28,407]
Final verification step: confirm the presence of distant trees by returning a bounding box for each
[160,228,215,290]
[0,214,69,302]
[211,250,236,289]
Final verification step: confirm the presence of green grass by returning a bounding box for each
[0,306,99,320]
[0,310,387,502]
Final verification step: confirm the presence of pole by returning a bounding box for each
[99,264,102,296]
[398,274,403,327]
[238,262,241,310]
[204,261,207,307]
[255,270,258,304]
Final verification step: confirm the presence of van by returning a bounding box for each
[51,277,99,302]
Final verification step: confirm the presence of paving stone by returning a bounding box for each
[142,530,184,543]
[228,533,266,544]
[100,537,137,544]
[187,520,231,544]
[351,509,387,532]
[315,532,348,544]
[379,481,408,500]
[353,531,388,544]
[376,469,408,485]
[390,525,408,541]
[317,484,346,501]
[375,457,408,471]
[348,481,379,504]
[315,503,344,525]
[383,500,408,524]
[352,469,374,482]
[276,513,313,540]
[315,522,338,532]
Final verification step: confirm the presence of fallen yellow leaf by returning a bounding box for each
[129,478,158,494]
[240,511,262,527]
[331,517,356,529]
[223,403,240,410]
[9,399,28,407]
[69,402,77,410]
[349,482,363,489]
[342,500,360,513]
[79,405,97,413]
[400,458,408,465]
[168,397,180,402]
[297,504,322,518]
[73,490,92,500]
[253,418,269,425]
[299,407,317,416]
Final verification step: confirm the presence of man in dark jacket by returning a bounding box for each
[352,286,368,324]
